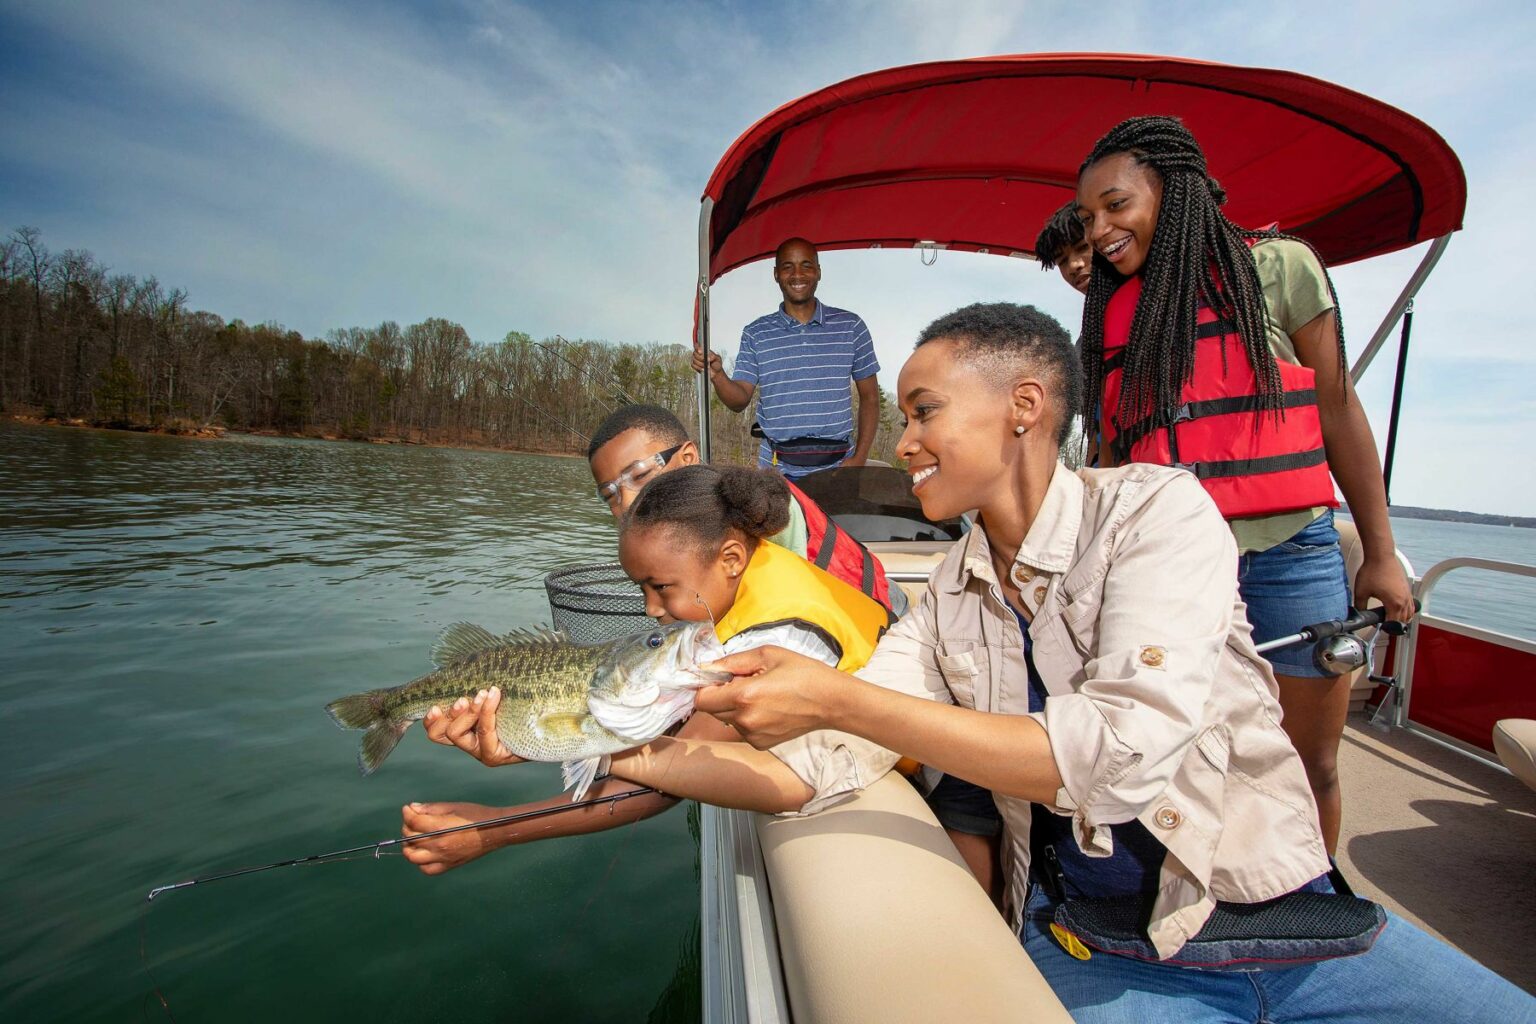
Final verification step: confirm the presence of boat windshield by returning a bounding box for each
[791,466,967,543]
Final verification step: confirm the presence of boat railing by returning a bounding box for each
[1386,556,1536,767]
[701,805,792,1023]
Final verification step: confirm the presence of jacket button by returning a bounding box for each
[1033,584,1048,605]
[1155,806,1181,829]
[1012,565,1034,584]
[1139,646,1166,669]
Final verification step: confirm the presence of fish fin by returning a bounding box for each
[500,625,567,646]
[535,711,589,740]
[359,720,411,775]
[562,756,610,800]
[430,622,502,669]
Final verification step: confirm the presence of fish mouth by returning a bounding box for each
[683,622,732,685]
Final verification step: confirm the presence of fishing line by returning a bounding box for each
[144,786,658,901]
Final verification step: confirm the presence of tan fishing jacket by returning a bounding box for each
[839,462,1330,958]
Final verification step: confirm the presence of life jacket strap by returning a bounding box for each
[1102,316,1237,375]
[1111,389,1319,465]
[1174,446,1328,481]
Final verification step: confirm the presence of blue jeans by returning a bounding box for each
[1237,510,1350,678]
[1021,886,1534,1022]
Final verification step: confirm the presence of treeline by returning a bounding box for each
[0,227,907,464]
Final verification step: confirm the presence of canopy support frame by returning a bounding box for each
[1349,233,1451,383]
[696,198,715,462]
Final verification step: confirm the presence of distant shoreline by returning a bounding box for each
[11,414,1533,522]
[5,413,585,461]
[1342,505,1536,530]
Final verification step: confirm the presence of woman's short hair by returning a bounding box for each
[916,303,1082,446]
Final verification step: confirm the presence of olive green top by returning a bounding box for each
[1227,238,1335,554]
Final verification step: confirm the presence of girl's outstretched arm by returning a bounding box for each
[402,708,742,873]
[607,734,816,813]
[1292,309,1415,621]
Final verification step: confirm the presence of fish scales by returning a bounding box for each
[325,620,728,796]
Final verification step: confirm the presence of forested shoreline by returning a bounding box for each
[0,227,907,464]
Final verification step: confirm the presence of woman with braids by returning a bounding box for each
[697,302,1529,1022]
[1073,116,1416,856]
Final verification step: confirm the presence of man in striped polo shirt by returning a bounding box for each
[694,238,880,479]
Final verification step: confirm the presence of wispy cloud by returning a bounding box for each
[1,0,1532,513]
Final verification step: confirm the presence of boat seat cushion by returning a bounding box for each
[1493,719,1536,793]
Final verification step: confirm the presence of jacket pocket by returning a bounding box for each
[935,639,984,709]
[1058,592,1099,659]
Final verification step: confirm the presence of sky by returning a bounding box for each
[2,0,1532,516]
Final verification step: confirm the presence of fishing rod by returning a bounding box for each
[145,785,658,901]
[542,336,639,408]
[476,372,592,444]
[1253,601,1419,677]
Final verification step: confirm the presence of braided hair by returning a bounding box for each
[625,464,789,554]
[1077,116,1347,438]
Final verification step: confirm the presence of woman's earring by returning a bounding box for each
[1014,425,1026,436]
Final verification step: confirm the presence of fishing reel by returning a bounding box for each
[1312,632,1372,676]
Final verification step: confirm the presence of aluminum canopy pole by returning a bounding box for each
[1350,234,1452,384]
[695,198,715,463]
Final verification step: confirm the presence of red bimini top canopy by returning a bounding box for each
[701,53,1465,280]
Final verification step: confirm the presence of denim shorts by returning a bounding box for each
[1236,510,1350,678]
[924,773,1002,837]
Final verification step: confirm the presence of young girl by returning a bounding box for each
[399,464,898,869]
[1072,116,1416,853]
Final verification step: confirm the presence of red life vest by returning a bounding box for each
[784,480,896,615]
[1100,262,1338,520]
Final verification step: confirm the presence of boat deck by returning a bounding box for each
[1335,716,1536,993]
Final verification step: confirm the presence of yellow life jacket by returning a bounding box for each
[714,539,891,673]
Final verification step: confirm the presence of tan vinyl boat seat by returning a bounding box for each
[1492,719,1536,793]
[756,772,1071,1024]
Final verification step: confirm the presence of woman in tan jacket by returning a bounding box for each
[697,303,1529,1022]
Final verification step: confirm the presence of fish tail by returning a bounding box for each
[326,690,411,775]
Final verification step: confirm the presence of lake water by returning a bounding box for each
[0,422,698,1023]
[3,422,1533,1023]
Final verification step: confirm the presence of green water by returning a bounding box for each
[0,422,699,1022]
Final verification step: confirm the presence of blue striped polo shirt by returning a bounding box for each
[732,301,880,472]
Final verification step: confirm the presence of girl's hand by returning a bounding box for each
[1353,556,1416,624]
[400,801,501,874]
[423,687,526,767]
[694,645,845,748]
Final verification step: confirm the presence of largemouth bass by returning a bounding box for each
[326,620,728,799]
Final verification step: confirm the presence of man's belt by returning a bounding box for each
[752,422,851,468]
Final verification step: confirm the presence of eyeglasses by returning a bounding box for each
[596,445,683,505]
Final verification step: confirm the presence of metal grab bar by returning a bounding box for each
[1391,558,1536,757]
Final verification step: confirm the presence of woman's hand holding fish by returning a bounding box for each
[399,801,502,873]
[424,686,526,767]
[694,645,845,749]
